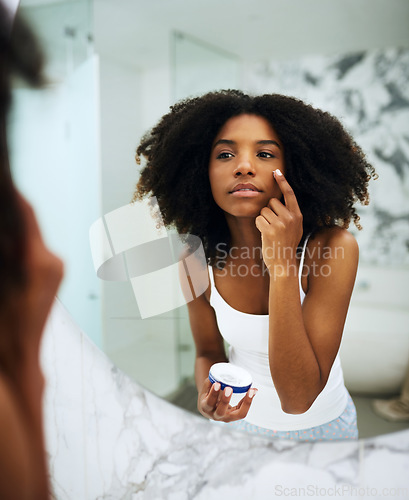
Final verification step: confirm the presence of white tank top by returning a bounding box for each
[208,235,348,431]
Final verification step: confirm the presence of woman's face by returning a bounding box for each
[209,114,285,219]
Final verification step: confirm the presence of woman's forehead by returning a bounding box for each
[213,114,282,146]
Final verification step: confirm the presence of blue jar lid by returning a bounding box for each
[209,362,252,393]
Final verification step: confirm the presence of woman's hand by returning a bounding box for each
[255,169,303,273]
[197,378,257,422]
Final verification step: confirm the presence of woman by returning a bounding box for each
[133,90,377,441]
[0,4,63,498]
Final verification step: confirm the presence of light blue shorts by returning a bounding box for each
[224,393,358,442]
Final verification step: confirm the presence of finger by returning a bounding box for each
[267,197,289,218]
[225,387,258,422]
[213,386,233,420]
[259,205,282,225]
[200,381,221,413]
[224,389,257,423]
[274,170,302,215]
[255,214,271,233]
[231,388,258,418]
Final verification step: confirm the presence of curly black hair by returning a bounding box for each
[133,90,377,265]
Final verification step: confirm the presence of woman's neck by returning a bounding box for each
[225,215,263,262]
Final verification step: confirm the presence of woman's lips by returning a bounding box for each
[229,183,262,197]
[230,189,261,197]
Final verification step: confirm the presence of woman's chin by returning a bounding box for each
[224,209,263,220]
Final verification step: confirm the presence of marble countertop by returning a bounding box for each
[41,300,409,499]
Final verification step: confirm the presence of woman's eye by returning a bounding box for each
[257,151,275,158]
[216,152,234,159]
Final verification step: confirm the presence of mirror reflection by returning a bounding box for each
[9,0,409,439]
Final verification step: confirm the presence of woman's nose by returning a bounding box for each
[233,157,255,176]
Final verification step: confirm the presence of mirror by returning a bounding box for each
[9,0,409,437]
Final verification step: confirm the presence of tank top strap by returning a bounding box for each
[208,264,215,284]
[298,232,312,284]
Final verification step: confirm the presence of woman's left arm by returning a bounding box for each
[255,170,358,414]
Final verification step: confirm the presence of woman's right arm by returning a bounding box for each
[186,286,257,422]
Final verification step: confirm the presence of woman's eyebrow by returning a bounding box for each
[257,140,281,149]
[212,139,282,149]
[213,139,235,149]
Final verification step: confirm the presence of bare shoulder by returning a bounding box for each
[304,227,359,294]
[309,226,359,262]
[323,226,358,247]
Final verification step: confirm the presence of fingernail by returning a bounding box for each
[275,169,282,176]
[224,387,233,397]
[214,382,221,392]
[249,388,258,399]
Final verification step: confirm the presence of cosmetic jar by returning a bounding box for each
[209,362,252,406]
